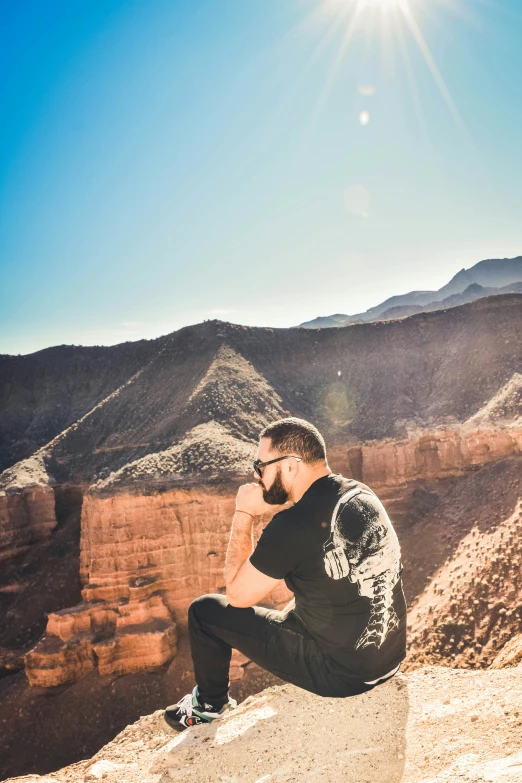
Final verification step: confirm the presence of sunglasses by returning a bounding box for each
[252,455,302,478]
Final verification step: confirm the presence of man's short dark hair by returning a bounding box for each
[259,417,326,465]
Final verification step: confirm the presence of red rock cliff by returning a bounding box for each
[340,427,522,488]
[25,488,290,687]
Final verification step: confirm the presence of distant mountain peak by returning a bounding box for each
[300,255,522,329]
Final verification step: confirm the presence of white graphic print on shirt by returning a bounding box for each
[322,488,401,650]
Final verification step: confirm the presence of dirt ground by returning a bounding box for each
[3,664,521,783]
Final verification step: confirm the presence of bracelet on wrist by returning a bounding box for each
[235,509,254,520]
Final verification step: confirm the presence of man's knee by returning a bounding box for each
[188,593,227,623]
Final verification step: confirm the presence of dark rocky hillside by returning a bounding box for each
[1,294,522,486]
[0,340,156,472]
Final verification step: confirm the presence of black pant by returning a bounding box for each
[188,593,392,709]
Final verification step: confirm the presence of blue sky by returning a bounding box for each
[1,0,521,355]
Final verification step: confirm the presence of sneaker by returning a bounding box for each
[163,685,237,730]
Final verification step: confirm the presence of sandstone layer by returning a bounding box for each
[0,486,56,564]
[340,426,522,488]
[24,594,178,687]
[23,488,290,687]
[0,455,57,564]
[3,665,522,783]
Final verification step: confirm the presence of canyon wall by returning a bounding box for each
[24,487,291,687]
[0,455,57,564]
[340,427,522,488]
[0,485,56,564]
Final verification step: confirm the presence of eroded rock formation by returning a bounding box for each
[0,455,57,564]
[0,486,56,564]
[341,426,522,488]
[25,593,178,687]
[23,487,291,687]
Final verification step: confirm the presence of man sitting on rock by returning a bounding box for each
[164,417,407,729]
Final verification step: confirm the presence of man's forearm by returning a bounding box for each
[224,511,255,590]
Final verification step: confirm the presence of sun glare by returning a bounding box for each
[330,0,409,12]
[361,0,407,8]
[299,0,473,150]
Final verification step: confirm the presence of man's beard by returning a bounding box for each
[262,466,290,505]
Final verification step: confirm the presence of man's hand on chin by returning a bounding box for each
[235,482,273,518]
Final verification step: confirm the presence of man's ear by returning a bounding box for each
[287,458,300,478]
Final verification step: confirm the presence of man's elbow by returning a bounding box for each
[225,588,251,609]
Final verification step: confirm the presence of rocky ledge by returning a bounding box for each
[4,664,522,783]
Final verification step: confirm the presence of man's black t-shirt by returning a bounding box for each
[249,473,407,681]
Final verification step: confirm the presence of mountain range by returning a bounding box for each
[299,255,522,328]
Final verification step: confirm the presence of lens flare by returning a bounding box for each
[294,0,475,152]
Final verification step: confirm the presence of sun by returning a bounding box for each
[299,0,471,149]
[361,0,407,7]
[330,0,409,11]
